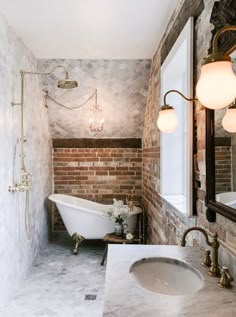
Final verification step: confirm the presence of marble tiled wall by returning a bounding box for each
[37,59,151,139]
[0,13,52,305]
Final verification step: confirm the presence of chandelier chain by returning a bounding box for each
[44,90,96,110]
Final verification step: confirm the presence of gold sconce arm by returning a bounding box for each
[157,89,197,133]
[213,25,236,54]
[202,25,236,65]
[162,89,198,109]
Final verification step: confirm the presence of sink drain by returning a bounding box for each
[85,294,97,300]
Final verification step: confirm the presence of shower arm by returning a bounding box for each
[12,65,70,106]
[23,65,69,79]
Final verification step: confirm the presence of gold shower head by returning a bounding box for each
[24,65,79,89]
[57,78,78,89]
[57,68,78,89]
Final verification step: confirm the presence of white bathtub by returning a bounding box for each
[216,192,236,209]
[49,194,141,239]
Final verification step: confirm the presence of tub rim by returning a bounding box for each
[48,193,142,217]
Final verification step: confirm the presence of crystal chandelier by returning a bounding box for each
[89,89,104,135]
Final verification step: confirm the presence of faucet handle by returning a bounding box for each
[200,248,212,267]
[222,267,233,281]
[218,267,233,289]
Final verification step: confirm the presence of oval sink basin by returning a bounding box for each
[129,257,204,296]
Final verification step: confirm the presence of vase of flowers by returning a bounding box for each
[103,199,130,236]
[114,223,124,236]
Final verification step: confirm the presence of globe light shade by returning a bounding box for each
[157,108,178,133]
[222,106,236,133]
[196,61,236,110]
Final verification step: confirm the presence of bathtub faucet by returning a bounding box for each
[126,188,135,201]
[126,191,145,244]
[126,199,144,211]
[126,188,138,210]
[126,190,144,213]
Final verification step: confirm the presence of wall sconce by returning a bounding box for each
[157,89,197,133]
[222,99,236,133]
[89,89,104,135]
[158,25,236,134]
[196,25,236,110]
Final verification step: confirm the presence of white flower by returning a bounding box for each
[126,232,134,240]
[103,198,130,224]
[113,210,120,218]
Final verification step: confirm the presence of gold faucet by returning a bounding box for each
[126,192,144,214]
[9,169,32,192]
[181,227,221,277]
[126,188,139,210]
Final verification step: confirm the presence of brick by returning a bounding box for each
[100,157,113,161]
[215,145,232,193]
[52,146,142,231]
[96,171,108,175]
[89,166,115,171]
[116,166,128,171]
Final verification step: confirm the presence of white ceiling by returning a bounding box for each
[0,0,178,59]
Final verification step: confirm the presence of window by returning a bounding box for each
[160,17,193,215]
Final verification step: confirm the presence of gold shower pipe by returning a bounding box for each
[11,71,27,180]
[11,65,75,180]
[10,65,77,192]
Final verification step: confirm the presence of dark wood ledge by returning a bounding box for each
[53,138,142,148]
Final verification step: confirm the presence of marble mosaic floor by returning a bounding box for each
[0,234,106,317]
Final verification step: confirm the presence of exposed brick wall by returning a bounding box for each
[52,146,142,231]
[142,0,204,244]
[232,135,236,191]
[142,0,236,277]
[215,146,232,193]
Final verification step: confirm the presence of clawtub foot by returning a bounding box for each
[72,233,85,255]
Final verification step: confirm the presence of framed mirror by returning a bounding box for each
[205,0,236,222]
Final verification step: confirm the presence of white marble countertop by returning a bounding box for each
[103,245,236,317]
